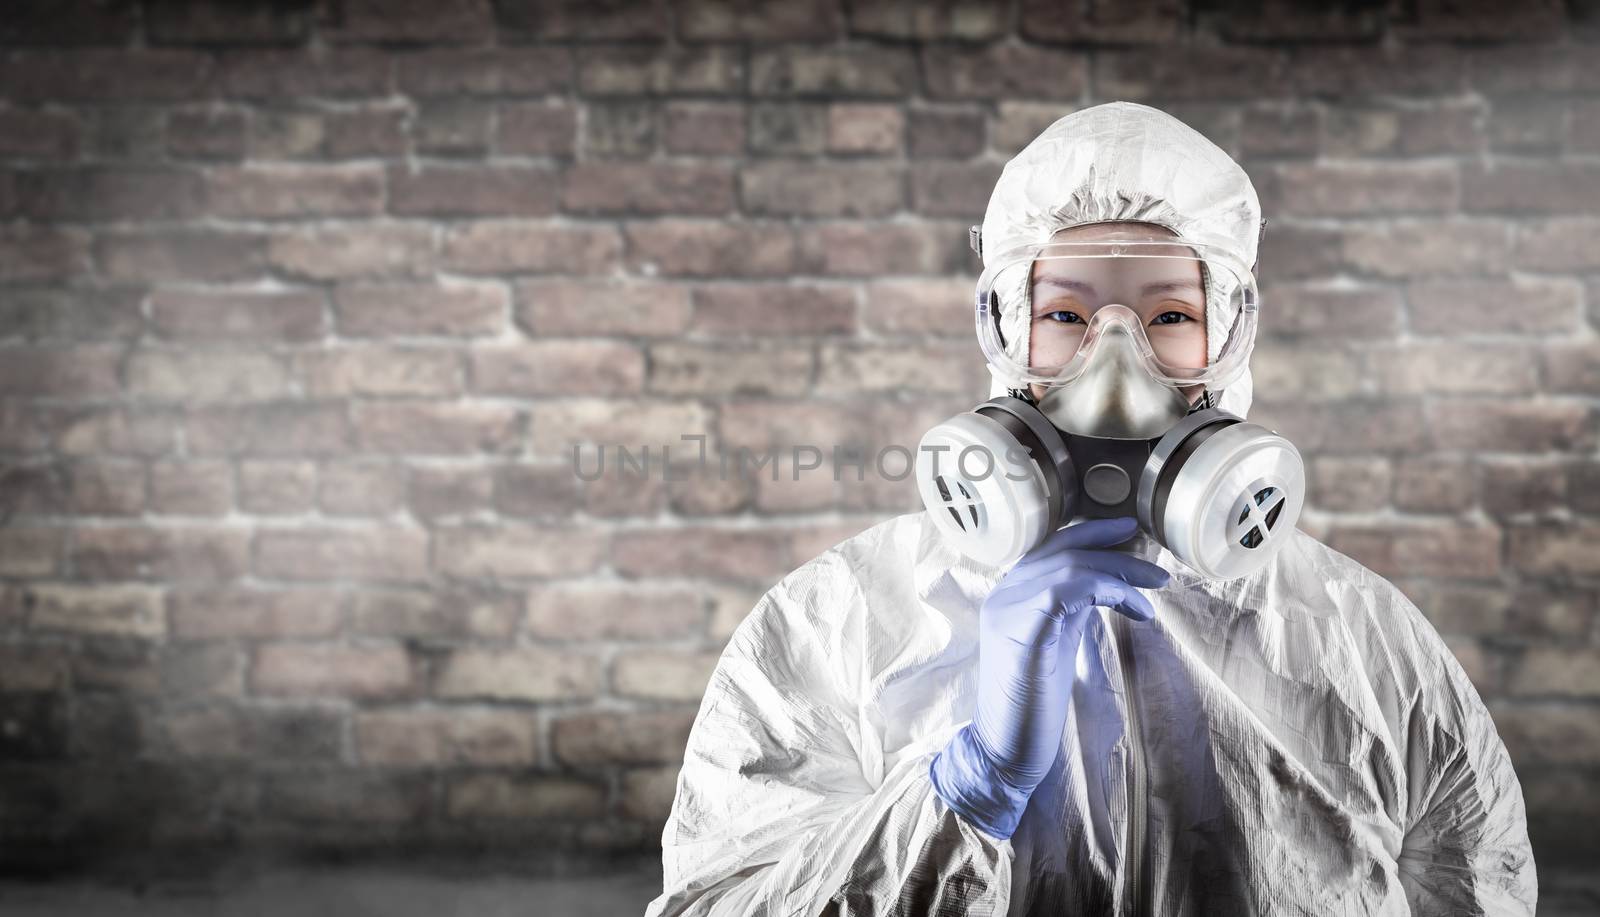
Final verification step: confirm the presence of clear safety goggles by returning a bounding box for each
[975,238,1258,389]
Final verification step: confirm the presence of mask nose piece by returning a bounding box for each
[1034,318,1193,440]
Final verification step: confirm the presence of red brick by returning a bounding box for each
[47,406,180,457]
[166,108,248,160]
[1373,342,1539,396]
[148,459,232,516]
[255,527,429,584]
[526,583,704,641]
[612,527,791,580]
[1512,218,1600,271]
[408,466,494,521]
[1508,522,1600,577]
[0,228,90,284]
[268,224,435,281]
[515,279,693,337]
[471,341,644,396]
[582,100,658,157]
[1342,219,1514,278]
[1371,454,1469,514]
[1479,458,1567,517]
[0,109,80,158]
[626,220,796,277]
[66,457,147,515]
[647,340,812,396]
[924,44,1088,100]
[221,49,393,99]
[552,710,696,766]
[611,649,720,701]
[324,0,493,43]
[861,278,972,335]
[0,528,62,582]
[909,162,1001,218]
[496,103,577,156]
[146,1,312,44]
[17,168,203,222]
[263,771,430,822]
[149,289,326,342]
[561,163,735,215]
[0,1,137,45]
[677,0,844,41]
[96,228,264,283]
[496,0,670,39]
[441,222,622,274]
[185,404,351,457]
[1426,398,1592,452]
[621,766,678,821]
[1408,276,1582,335]
[1275,162,1458,216]
[351,401,521,455]
[335,282,506,338]
[169,587,345,640]
[1410,1,1565,42]
[389,164,559,216]
[318,461,409,517]
[393,48,571,97]
[160,644,246,700]
[0,346,121,398]
[325,108,409,158]
[72,526,251,583]
[446,774,605,820]
[524,395,707,454]
[1545,343,1600,395]
[740,162,902,218]
[749,46,915,96]
[492,463,582,518]
[1491,702,1600,766]
[1463,162,1600,215]
[433,646,602,702]
[254,643,414,699]
[692,283,856,335]
[294,347,461,399]
[752,97,824,149]
[348,589,520,639]
[128,350,289,404]
[851,1,1005,39]
[237,460,316,514]
[206,165,385,219]
[29,584,165,638]
[152,706,343,762]
[1289,45,1463,97]
[0,49,214,102]
[662,102,745,155]
[1326,522,1502,579]
[356,709,537,766]
[434,524,606,578]
[577,44,745,95]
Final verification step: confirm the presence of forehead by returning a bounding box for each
[1048,221,1179,242]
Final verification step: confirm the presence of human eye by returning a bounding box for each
[1152,309,1194,326]
[1040,309,1085,324]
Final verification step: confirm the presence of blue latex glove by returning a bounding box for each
[929,515,1171,841]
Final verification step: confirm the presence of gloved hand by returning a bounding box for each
[928,515,1171,841]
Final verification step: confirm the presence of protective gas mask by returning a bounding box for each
[914,232,1305,580]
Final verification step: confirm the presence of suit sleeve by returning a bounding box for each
[643,563,1015,917]
[1395,612,1538,917]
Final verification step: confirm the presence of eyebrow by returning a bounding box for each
[1034,277,1203,297]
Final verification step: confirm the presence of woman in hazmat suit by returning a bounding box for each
[642,101,1537,916]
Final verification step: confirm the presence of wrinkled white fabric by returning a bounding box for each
[983,101,1259,420]
[644,512,1537,916]
[644,100,1537,916]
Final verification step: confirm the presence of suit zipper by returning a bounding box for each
[1113,610,1150,917]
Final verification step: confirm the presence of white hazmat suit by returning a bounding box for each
[643,102,1537,917]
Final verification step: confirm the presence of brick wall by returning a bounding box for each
[0,0,1596,874]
